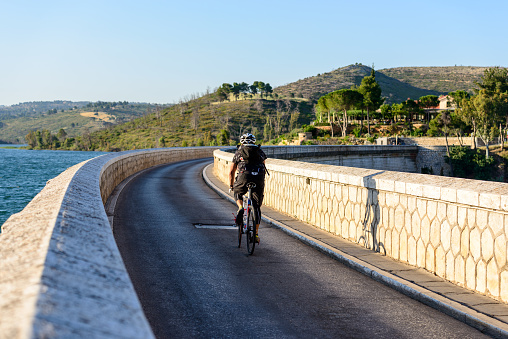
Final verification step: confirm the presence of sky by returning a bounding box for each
[0,0,506,106]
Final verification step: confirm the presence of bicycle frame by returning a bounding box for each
[237,182,257,255]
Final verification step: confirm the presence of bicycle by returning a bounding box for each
[236,182,257,255]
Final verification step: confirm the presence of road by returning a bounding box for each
[113,158,488,338]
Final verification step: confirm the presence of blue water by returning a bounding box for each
[0,147,108,227]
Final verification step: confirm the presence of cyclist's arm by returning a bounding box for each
[228,162,237,189]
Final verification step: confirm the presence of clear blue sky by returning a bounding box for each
[0,0,506,106]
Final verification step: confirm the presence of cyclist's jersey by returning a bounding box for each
[233,144,267,210]
[232,144,267,174]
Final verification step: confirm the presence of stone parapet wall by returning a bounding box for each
[225,145,419,173]
[215,148,508,303]
[0,147,217,338]
[401,137,473,147]
[401,136,501,147]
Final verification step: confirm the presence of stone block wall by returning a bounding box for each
[416,146,452,176]
[215,149,508,304]
[0,147,217,338]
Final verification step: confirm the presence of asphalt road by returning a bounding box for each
[113,158,488,339]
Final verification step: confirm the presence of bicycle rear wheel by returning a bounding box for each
[245,208,255,255]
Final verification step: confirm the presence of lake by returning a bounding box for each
[0,146,108,227]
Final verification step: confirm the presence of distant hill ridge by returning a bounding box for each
[0,100,90,119]
[379,66,489,94]
[274,64,490,104]
[0,101,162,144]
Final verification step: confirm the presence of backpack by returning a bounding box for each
[238,144,264,174]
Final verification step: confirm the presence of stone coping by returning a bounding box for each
[222,144,418,157]
[215,148,508,211]
[0,147,217,338]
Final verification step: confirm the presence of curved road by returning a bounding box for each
[113,158,487,338]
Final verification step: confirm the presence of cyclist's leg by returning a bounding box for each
[251,187,264,235]
[232,176,248,225]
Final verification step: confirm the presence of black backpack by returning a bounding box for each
[238,144,264,174]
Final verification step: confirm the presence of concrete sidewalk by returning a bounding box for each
[203,164,508,338]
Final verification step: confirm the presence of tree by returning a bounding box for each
[418,95,439,122]
[217,129,230,146]
[25,130,37,148]
[57,128,67,142]
[437,111,452,156]
[475,67,508,94]
[41,129,54,148]
[289,107,300,131]
[317,93,337,136]
[332,89,364,137]
[217,83,232,101]
[265,83,273,97]
[263,115,273,141]
[475,67,508,149]
[191,109,200,131]
[255,81,266,97]
[448,90,470,109]
[358,69,385,135]
[401,99,421,122]
[317,95,332,124]
[158,136,166,147]
[232,82,241,100]
[459,90,506,158]
[379,104,393,122]
[391,103,404,123]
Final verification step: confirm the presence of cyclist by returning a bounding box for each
[229,133,267,243]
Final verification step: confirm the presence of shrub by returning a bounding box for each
[445,146,496,180]
[302,124,316,133]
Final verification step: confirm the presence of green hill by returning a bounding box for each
[274,64,442,104]
[0,101,165,143]
[274,64,491,104]
[379,66,487,94]
[75,95,313,151]
[0,100,89,119]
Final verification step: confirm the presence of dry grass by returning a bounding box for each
[80,111,116,122]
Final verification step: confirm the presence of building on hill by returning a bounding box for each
[438,95,455,110]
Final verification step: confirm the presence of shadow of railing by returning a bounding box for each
[359,172,385,254]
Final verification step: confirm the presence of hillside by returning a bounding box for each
[274,64,442,104]
[0,100,89,119]
[58,95,313,151]
[0,102,165,143]
[379,66,488,94]
[274,64,492,104]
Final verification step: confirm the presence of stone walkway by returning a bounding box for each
[203,164,508,338]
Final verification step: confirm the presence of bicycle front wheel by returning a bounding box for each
[246,208,255,255]
[237,217,243,248]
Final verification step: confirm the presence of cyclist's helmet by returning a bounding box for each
[240,133,256,145]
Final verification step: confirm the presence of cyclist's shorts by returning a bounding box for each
[233,173,265,206]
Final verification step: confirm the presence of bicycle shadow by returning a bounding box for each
[358,172,385,255]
